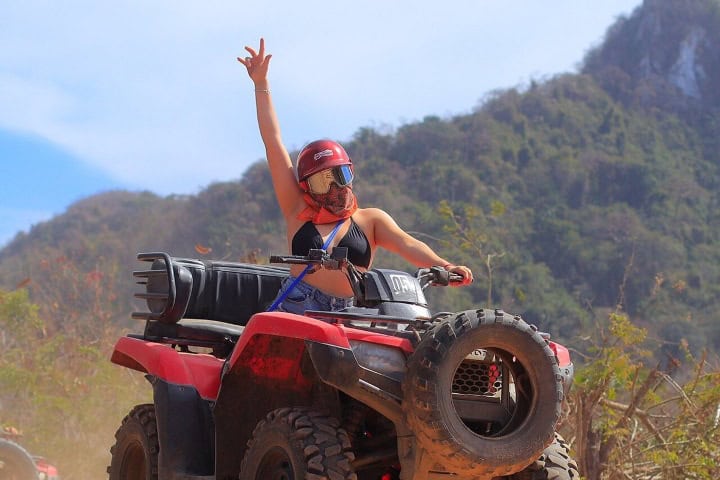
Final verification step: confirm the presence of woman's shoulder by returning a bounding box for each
[354,207,399,230]
[356,206,390,218]
[355,207,393,223]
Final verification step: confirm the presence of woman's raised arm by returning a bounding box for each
[239,38,304,220]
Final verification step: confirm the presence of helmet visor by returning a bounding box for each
[307,165,354,194]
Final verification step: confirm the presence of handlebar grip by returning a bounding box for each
[448,272,465,283]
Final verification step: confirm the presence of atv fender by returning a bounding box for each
[549,340,574,395]
[305,339,407,423]
[214,311,382,478]
[225,311,353,366]
[111,338,221,478]
[111,336,224,400]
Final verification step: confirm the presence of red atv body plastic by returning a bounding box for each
[112,312,418,402]
[35,456,60,479]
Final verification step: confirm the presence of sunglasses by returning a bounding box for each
[306,165,354,194]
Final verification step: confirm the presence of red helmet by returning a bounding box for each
[296,139,353,182]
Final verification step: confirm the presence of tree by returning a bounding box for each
[567,313,720,479]
[0,261,150,478]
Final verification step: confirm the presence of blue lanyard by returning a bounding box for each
[267,219,345,312]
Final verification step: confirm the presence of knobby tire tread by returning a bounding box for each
[240,406,357,480]
[107,403,159,480]
[504,433,580,480]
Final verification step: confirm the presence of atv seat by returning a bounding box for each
[132,252,289,327]
[138,318,246,357]
[178,318,245,338]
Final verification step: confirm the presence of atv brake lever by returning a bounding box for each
[420,266,464,288]
[431,266,451,286]
[319,258,342,271]
[415,267,446,289]
[269,255,314,265]
[306,249,350,273]
[269,250,327,266]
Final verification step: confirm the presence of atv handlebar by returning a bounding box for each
[269,249,463,288]
[269,248,347,272]
[416,266,464,288]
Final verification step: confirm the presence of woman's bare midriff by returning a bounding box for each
[289,264,359,298]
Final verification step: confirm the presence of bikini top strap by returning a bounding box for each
[267,219,344,312]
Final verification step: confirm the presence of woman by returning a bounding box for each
[239,38,473,314]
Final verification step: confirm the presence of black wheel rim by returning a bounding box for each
[255,446,295,480]
[451,347,535,438]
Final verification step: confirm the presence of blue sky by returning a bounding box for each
[0,0,643,248]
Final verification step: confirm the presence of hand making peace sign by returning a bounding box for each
[238,37,272,86]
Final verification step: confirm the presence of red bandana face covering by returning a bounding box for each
[298,184,358,223]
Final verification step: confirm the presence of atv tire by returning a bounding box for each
[402,309,563,478]
[0,438,37,480]
[502,433,579,479]
[108,404,159,480]
[239,407,357,480]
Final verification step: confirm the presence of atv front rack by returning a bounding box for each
[306,310,417,325]
[305,309,435,339]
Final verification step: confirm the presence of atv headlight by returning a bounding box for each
[349,340,406,381]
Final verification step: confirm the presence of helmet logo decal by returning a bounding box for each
[313,149,333,161]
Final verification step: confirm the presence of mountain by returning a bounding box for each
[584,0,720,108]
[2,0,720,355]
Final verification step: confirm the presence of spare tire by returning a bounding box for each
[402,309,563,478]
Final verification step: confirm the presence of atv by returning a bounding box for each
[108,248,577,480]
[1,426,60,480]
[0,436,37,480]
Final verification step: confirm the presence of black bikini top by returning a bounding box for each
[292,219,372,269]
